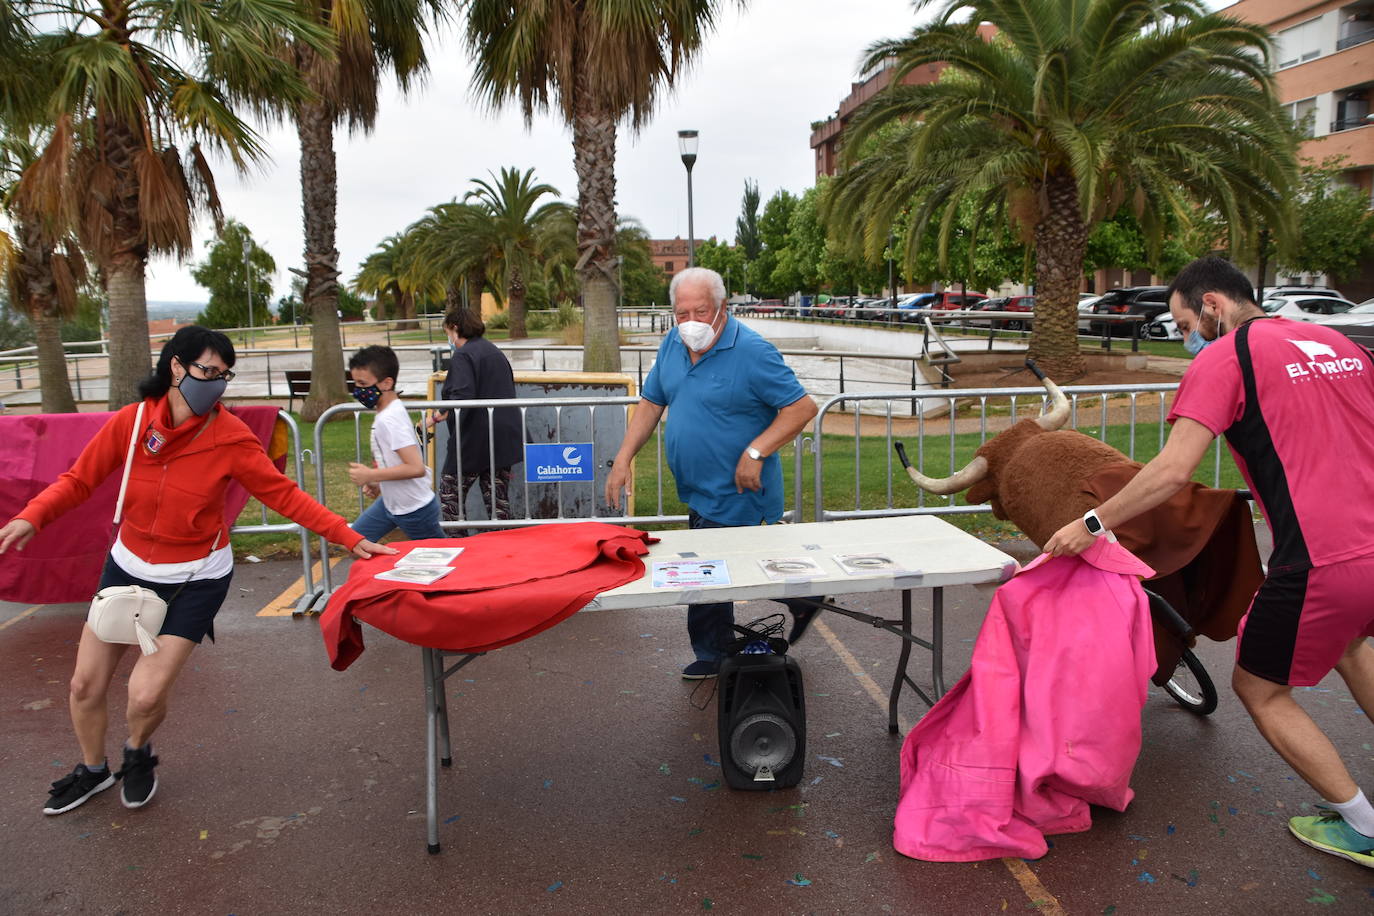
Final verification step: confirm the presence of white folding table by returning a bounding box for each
[417,516,1018,852]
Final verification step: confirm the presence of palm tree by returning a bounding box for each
[402,200,494,315]
[351,233,439,328]
[463,168,571,339]
[460,0,740,371]
[289,0,445,420]
[10,0,332,407]
[1,134,83,413]
[827,0,1297,378]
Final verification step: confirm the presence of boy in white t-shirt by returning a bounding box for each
[345,346,447,542]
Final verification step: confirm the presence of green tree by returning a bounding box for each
[460,0,741,372]
[1281,159,1374,283]
[10,0,331,407]
[830,0,1296,378]
[694,237,745,297]
[289,0,444,420]
[749,189,797,298]
[735,179,763,262]
[352,233,439,329]
[464,167,571,339]
[191,220,275,330]
[403,200,494,316]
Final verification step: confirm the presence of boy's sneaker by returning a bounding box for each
[1289,811,1374,868]
[43,762,115,815]
[118,744,159,809]
[682,660,719,680]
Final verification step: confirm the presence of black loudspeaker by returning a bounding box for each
[717,653,806,790]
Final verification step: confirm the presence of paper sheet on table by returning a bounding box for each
[651,559,731,589]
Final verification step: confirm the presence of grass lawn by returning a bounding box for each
[232,412,1247,559]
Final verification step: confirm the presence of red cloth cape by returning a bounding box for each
[0,406,285,604]
[319,523,657,670]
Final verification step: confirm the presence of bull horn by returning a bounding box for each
[1025,359,1070,431]
[895,442,989,494]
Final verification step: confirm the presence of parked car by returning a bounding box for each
[751,298,785,315]
[1090,286,1170,337]
[895,292,939,322]
[1077,294,1102,332]
[1145,314,1182,341]
[993,295,1035,330]
[1321,303,1374,351]
[1259,293,1356,321]
[1256,285,1345,300]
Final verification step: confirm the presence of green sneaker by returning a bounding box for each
[1289,811,1374,868]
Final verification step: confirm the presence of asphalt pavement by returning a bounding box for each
[4,527,1374,915]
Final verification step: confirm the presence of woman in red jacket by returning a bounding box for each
[0,326,394,815]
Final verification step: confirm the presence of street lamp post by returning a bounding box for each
[243,243,253,348]
[677,130,698,268]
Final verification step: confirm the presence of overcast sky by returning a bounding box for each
[147,0,1232,304]
[146,0,932,303]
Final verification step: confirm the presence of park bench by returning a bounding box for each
[285,369,356,413]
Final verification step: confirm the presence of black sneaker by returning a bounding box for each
[682,660,719,680]
[118,744,159,809]
[43,762,115,815]
[786,596,830,645]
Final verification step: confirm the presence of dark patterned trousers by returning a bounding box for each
[439,467,513,524]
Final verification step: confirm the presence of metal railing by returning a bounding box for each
[305,397,808,602]
[810,383,1237,523]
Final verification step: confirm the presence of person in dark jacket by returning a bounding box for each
[424,308,522,524]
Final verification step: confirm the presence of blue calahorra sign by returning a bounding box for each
[524,442,595,483]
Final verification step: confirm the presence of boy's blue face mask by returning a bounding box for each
[1184,329,1213,356]
[352,384,383,409]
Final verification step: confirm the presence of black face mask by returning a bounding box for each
[176,374,227,416]
[353,384,383,409]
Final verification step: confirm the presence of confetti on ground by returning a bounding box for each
[543,779,553,789]
[817,755,844,768]
[864,852,879,864]
[786,874,812,887]
[810,777,823,786]
[1138,872,1156,884]
[659,763,671,775]
[640,633,654,638]
[1170,870,1199,887]
[702,782,720,791]
[443,815,461,824]
[225,709,237,715]
[825,830,840,839]
[742,853,764,860]
[702,898,713,910]
[547,881,563,893]
[1228,807,1238,816]
[670,796,687,803]
[703,754,720,767]
[1103,907,1117,915]
[824,732,840,738]
[1128,834,1147,841]
[688,828,703,837]
[1307,888,1337,905]
[1167,824,1175,835]
[199,830,208,840]
[77,833,91,839]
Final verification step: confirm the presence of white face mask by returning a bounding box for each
[677,305,722,352]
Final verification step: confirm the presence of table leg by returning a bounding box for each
[932,587,946,699]
[889,589,914,734]
[436,655,453,768]
[422,647,441,854]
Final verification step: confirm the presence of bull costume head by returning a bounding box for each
[896,361,1264,682]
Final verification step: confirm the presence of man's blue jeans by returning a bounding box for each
[684,509,822,664]
[686,510,736,663]
[352,494,447,543]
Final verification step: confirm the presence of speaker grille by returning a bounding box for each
[729,712,798,774]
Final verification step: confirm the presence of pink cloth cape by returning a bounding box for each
[893,538,1157,862]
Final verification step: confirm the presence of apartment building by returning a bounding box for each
[1226,0,1374,298]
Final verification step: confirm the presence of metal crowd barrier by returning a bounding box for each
[303,397,808,606]
[228,410,319,612]
[810,383,1237,523]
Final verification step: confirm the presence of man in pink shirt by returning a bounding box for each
[1045,256,1374,868]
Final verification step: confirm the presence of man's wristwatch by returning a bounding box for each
[1082,509,1106,537]
[746,446,764,461]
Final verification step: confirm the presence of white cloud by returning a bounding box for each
[147,0,922,303]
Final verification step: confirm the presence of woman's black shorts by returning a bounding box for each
[98,554,234,644]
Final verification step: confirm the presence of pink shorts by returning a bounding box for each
[1236,555,1374,687]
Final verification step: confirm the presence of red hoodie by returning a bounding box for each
[18,397,361,563]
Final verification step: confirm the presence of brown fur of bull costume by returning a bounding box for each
[905,367,1264,683]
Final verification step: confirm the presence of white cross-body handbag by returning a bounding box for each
[86,402,218,655]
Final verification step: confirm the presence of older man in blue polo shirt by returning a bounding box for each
[606,267,819,678]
